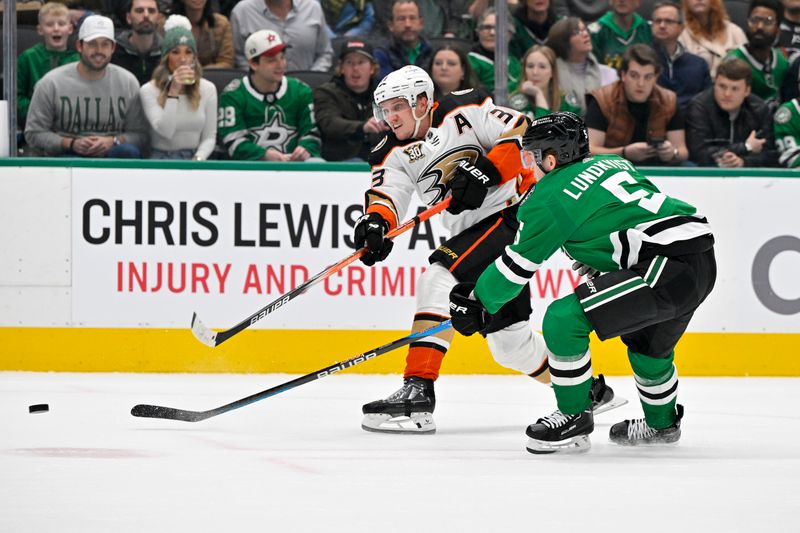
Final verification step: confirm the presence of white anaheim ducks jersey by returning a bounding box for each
[367,88,531,236]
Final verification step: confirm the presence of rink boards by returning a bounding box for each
[0,160,798,376]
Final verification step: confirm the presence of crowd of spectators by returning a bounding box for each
[10,0,800,168]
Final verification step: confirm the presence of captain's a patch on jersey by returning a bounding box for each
[403,143,425,163]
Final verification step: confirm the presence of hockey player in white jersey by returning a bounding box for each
[354,65,624,434]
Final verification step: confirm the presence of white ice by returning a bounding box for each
[1,372,799,533]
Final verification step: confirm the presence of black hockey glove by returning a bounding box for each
[354,212,394,266]
[447,155,502,215]
[449,282,492,336]
[571,261,599,279]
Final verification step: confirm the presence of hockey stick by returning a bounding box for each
[191,198,451,348]
[131,320,452,422]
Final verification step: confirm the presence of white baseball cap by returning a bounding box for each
[79,15,116,43]
[245,30,288,61]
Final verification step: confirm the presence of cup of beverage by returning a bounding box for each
[182,63,196,85]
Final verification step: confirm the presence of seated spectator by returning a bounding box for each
[102,0,169,28]
[314,39,387,161]
[429,43,477,99]
[686,57,777,166]
[231,0,333,71]
[678,0,747,77]
[111,0,163,85]
[509,0,561,59]
[170,0,235,69]
[509,44,581,118]
[652,0,711,111]
[586,43,689,165]
[372,0,471,43]
[219,30,322,161]
[547,16,618,115]
[774,90,800,167]
[17,2,79,128]
[778,0,800,57]
[468,7,522,96]
[25,15,147,158]
[374,0,434,79]
[140,15,218,160]
[727,0,789,107]
[323,0,376,38]
[552,0,607,23]
[589,0,654,69]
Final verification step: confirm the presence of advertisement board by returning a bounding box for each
[70,168,800,333]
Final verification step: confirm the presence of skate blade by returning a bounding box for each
[593,396,629,415]
[610,432,681,447]
[361,412,436,434]
[526,434,591,455]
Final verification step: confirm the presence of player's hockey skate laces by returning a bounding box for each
[625,418,658,440]
[538,410,570,429]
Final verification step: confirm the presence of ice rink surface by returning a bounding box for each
[1,372,798,533]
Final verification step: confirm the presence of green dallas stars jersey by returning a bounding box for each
[218,75,321,160]
[726,47,789,104]
[774,98,800,168]
[474,154,712,313]
[588,12,653,70]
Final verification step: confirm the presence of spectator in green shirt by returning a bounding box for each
[17,2,79,128]
[468,7,522,97]
[589,0,653,70]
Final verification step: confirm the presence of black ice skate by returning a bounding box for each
[609,404,684,446]
[590,374,628,415]
[526,407,594,454]
[361,376,436,434]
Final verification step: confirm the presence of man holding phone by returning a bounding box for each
[584,43,688,165]
[686,57,778,167]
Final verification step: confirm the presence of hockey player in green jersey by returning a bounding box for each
[448,112,717,453]
[218,29,321,161]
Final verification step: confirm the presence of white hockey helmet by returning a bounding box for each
[373,65,434,122]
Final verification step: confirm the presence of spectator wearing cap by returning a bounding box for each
[314,39,388,162]
[140,15,218,160]
[25,15,148,158]
[218,29,322,160]
[230,0,333,71]
[111,0,163,84]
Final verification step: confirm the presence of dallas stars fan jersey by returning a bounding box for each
[367,89,531,236]
[774,98,800,168]
[474,154,713,313]
[727,47,789,103]
[218,75,321,160]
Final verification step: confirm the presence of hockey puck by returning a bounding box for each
[28,404,49,414]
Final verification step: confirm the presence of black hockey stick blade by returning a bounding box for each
[132,320,453,422]
[130,404,212,422]
[189,198,451,348]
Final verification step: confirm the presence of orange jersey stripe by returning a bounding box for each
[366,202,398,230]
[448,215,504,272]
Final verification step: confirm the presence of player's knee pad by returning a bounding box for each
[542,294,593,357]
[415,263,457,317]
[486,321,549,375]
[575,269,660,340]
